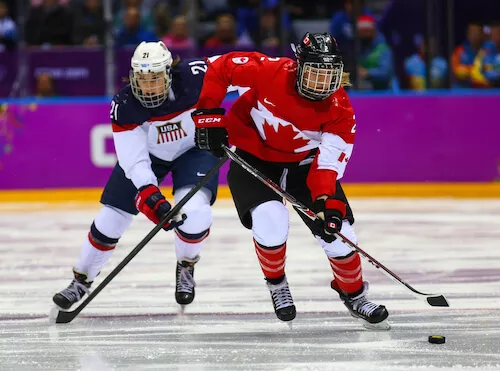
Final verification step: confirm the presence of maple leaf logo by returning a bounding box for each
[262,119,312,153]
[250,101,319,153]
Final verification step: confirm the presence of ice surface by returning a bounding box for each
[0,199,499,370]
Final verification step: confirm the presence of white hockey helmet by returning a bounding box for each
[130,41,173,108]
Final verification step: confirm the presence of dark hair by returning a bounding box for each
[171,55,181,67]
[490,20,500,28]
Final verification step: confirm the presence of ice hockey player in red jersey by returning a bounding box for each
[191,33,390,329]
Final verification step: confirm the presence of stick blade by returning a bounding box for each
[55,309,77,324]
[426,295,449,307]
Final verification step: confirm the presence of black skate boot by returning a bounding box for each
[175,256,199,306]
[266,275,296,322]
[52,269,92,310]
[331,280,390,330]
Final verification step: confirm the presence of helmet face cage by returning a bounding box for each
[297,61,343,101]
[130,69,171,109]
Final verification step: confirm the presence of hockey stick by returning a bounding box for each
[54,155,229,323]
[222,145,449,307]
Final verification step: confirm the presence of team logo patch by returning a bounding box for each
[232,57,249,65]
[303,36,310,46]
[327,222,337,229]
[156,121,187,143]
[337,152,349,163]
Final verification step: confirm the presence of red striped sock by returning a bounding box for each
[328,252,363,293]
[254,239,286,279]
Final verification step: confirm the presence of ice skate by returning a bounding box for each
[52,269,92,310]
[266,275,296,322]
[175,256,199,306]
[332,280,390,330]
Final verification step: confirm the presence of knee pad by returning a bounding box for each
[318,220,357,258]
[251,201,289,246]
[174,186,213,234]
[93,205,134,241]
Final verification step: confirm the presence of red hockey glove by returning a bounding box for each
[135,185,185,231]
[192,108,228,158]
[311,197,347,243]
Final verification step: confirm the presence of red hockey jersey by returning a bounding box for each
[197,52,356,199]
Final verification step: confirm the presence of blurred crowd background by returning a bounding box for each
[1,0,500,97]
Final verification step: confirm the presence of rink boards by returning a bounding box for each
[1,92,500,191]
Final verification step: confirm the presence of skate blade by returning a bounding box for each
[360,319,391,331]
[287,321,293,330]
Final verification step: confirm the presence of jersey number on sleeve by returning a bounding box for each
[188,60,207,75]
[110,101,119,121]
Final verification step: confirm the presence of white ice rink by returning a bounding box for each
[1,198,500,371]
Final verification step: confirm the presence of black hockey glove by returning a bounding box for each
[311,197,346,243]
[192,108,228,158]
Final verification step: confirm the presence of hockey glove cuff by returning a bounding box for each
[192,108,228,158]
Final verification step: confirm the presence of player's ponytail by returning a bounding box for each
[341,71,351,87]
[171,56,181,68]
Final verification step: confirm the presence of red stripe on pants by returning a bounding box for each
[88,232,116,252]
[174,229,210,244]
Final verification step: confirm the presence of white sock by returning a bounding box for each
[74,205,134,281]
[174,232,205,261]
[75,237,115,281]
[173,186,212,261]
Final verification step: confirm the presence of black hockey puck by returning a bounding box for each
[428,335,446,344]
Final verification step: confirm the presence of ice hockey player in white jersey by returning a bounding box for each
[53,41,220,310]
